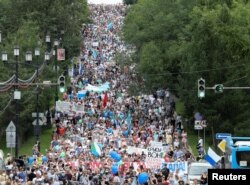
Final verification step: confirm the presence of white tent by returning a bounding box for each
[88,0,123,4]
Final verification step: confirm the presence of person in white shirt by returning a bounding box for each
[32,172,44,184]
[198,138,203,147]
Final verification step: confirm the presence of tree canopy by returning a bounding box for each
[123,0,250,136]
[0,0,89,145]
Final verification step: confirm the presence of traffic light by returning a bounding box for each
[58,75,65,93]
[214,84,223,93]
[198,78,205,99]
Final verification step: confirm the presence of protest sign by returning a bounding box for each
[56,101,71,112]
[92,42,99,47]
[146,145,164,169]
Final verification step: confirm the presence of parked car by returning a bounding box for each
[187,161,213,184]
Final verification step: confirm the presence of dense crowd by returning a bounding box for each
[0,3,197,185]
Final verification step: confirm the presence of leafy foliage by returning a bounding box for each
[0,0,89,146]
[123,0,250,136]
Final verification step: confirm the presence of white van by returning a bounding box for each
[0,150,5,170]
[187,161,213,184]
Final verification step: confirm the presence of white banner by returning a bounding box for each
[146,146,164,169]
[56,101,71,112]
[126,146,148,155]
[72,102,85,113]
[150,141,163,147]
[56,101,85,114]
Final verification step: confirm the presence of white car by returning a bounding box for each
[187,161,213,184]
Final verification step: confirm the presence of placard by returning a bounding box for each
[146,146,164,169]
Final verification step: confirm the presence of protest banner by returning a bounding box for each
[165,161,188,176]
[146,145,164,169]
[56,101,71,112]
[150,141,163,147]
[76,161,146,172]
[72,102,85,113]
[126,146,148,155]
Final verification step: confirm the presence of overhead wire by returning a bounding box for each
[0,62,46,91]
[222,75,248,85]
[0,96,13,115]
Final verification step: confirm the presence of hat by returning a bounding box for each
[7,153,10,156]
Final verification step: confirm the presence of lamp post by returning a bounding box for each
[60,30,64,47]
[34,48,41,151]
[54,39,59,101]
[14,45,20,158]
[1,45,49,157]
[2,46,21,158]
[45,34,51,54]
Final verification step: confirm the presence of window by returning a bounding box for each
[236,151,250,168]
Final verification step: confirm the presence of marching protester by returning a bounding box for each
[1,2,194,185]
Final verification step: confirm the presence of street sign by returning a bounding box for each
[194,120,203,130]
[6,121,16,148]
[6,121,16,132]
[32,112,44,118]
[218,139,227,153]
[32,119,44,126]
[216,133,231,140]
[201,120,207,128]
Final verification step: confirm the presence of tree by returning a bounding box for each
[0,0,89,145]
[123,0,250,136]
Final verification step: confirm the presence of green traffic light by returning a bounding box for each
[198,78,205,99]
[59,87,65,93]
[198,91,205,98]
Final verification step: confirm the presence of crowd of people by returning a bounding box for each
[0,3,198,185]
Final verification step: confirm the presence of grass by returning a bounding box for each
[176,100,185,116]
[176,100,214,156]
[187,130,214,157]
[1,127,53,157]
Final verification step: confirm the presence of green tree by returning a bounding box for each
[123,0,250,136]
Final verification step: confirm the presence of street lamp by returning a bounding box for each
[14,45,20,158]
[25,51,32,63]
[34,47,41,151]
[1,44,49,157]
[35,48,40,57]
[54,39,59,101]
[2,51,7,63]
[14,45,20,56]
[45,34,51,43]
[44,51,50,65]
[54,39,59,47]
